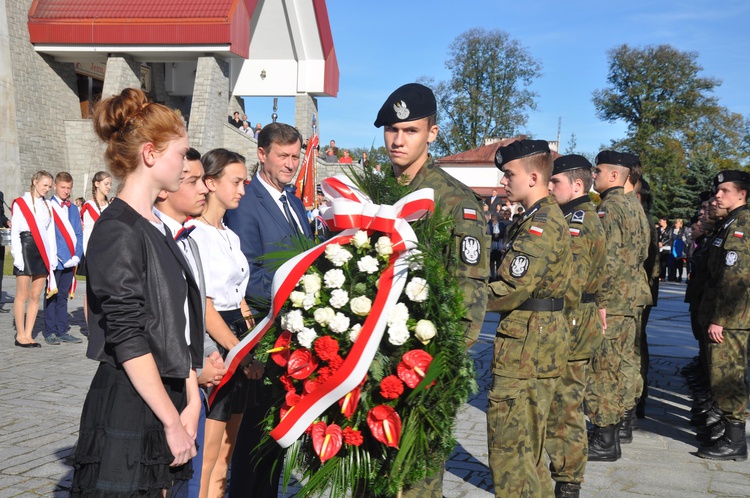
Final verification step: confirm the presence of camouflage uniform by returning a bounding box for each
[585,187,642,427]
[401,157,490,498]
[545,196,606,486]
[698,205,750,423]
[623,191,653,408]
[486,195,572,498]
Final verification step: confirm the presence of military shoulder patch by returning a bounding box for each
[460,236,481,265]
[509,255,529,277]
[713,238,723,247]
[571,210,585,224]
[734,231,744,238]
[529,226,544,236]
[569,227,581,237]
[597,211,605,218]
[532,212,547,223]
[462,208,478,221]
[726,250,738,266]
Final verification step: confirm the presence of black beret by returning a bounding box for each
[374,83,436,128]
[494,140,550,169]
[595,150,640,169]
[698,191,711,203]
[552,154,592,176]
[714,170,750,188]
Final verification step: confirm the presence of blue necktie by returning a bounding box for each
[280,194,301,233]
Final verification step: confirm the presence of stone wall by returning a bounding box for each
[64,120,107,200]
[5,0,80,198]
[189,56,230,153]
[222,124,259,177]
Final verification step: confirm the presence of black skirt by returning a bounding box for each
[207,308,251,422]
[72,362,192,497]
[77,254,87,277]
[13,231,47,276]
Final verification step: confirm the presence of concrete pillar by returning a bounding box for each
[295,93,318,139]
[102,56,141,98]
[189,56,229,154]
[0,4,21,198]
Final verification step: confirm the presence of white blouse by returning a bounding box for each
[81,199,107,255]
[10,192,57,272]
[188,219,249,312]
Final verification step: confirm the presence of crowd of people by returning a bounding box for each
[5,83,748,498]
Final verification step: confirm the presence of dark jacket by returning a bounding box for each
[85,198,203,378]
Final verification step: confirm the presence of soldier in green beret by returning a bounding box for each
[545,155,606,498]
[486,139,573,497]
[375,82,490,497]
[695,170,750,461]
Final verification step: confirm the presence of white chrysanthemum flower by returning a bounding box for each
[349,323,362,342]
[387,322,410,346]
[328,312,351,334]
[351,230,370,249]
[350,296,372,316]
[302,293,317,310]
[297,327,318,349]
[414,319,437,344]
[387,302,410,327]
[357,255,380,274]
[281,309,305,333]
[313,306,336,326]
[329,288,349,308]
[325,244,353,267]
[407,249,424,271]
[375,236,394,256]
[405,277,429,302]
[302,274,322,294]
[323,268,346,289]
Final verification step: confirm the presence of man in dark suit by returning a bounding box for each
[485,188,502,211]
[225,122,313,497]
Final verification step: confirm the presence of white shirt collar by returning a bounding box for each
[153,208,183,238]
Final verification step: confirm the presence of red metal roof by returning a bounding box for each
[437,142,502,165]
[27,0,255,58]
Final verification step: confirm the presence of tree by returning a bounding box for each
[420,28,542,157]
[592,44,749,215]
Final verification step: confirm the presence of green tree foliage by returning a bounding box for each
[420,28,542,157]
[592,44,749,217]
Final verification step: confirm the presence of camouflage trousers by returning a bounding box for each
[628,307,645,408]
[585,315,635,426]
[487,375,557,498]
[399,467,444,498]
[545,359,590,485]
[708,327,750,422]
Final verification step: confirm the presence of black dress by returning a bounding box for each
[72,199,203,497]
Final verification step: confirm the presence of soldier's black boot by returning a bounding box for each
[619,408,634,443]
[697,418,726,446]
[697,419,748,461]
[690,405,722,427]
[587,424,619,462]
[554,482,581,498]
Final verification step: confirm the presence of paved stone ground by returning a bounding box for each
[0,280,748,497]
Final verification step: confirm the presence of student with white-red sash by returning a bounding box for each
[11,170,58,348]
[43,172,84,345]
[79,170,111,323]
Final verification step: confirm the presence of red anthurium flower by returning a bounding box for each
[314,336,340,361]
[285,391,302,407]
[379,375,404,400]
[311,421,343,463]
[342,427,364,446]
[338,386,361,418]
[367,405,402,448]
[397,350,433,389]
[287,348,319,380]
[269,330,292,367]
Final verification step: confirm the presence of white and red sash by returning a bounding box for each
[12,197,57,297]
[209,175,434,448]
[51,200,78,298]
[80,201,101,223]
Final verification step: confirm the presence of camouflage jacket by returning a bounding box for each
[487,195,572,378]
[625,191,653,308]
[410,158,490,345]
[699,205,750,329]
[560,196,606,360]
[596,187,646,315]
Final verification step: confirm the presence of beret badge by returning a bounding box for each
[394,101,410,120]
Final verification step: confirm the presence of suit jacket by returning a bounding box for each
[225,176,313,308]
[86,199,203,378]
[0,191,8,228]
[51,196,84,269]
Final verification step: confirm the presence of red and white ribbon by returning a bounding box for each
[210,175,434,448]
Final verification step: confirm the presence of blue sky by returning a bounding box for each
[246,0,750,157]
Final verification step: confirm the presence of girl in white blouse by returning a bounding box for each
[79,171,111,323]
[11,171,57,347]
[188,148,260,498]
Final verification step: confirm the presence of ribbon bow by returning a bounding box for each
[209,175,434,448]
[174,225,196,242]
[60,200,71,208]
